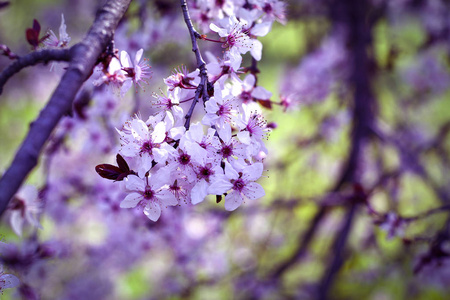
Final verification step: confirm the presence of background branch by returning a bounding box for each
[0,49,71,95]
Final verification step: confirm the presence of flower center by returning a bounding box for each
[220,144,233,158]
[233,178,245,192]
[143,186,154,200]
[240,91,252,102]
[178,152,191,165]
[141,141,153,154]
[198,164,214,180]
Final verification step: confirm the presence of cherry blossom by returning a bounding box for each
[209,161,265,211]
[8,185,42,237]
[120,49,152,91]
[210,16,254,58]
[120,175,177,221]
[202,83,238,129]
[43,14,71,48]
[117,117,170,177]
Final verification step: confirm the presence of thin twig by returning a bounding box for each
[180,0,209,130]
[0,49,71,95]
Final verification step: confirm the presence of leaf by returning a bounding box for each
[26,28,39,47]
[116,154,130,172]
[95,164,123,180]
[258,99,272,109]
[32,19,40,34]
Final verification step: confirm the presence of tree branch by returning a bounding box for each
[180,0,209,130]
[0,0,132,217]
[0,49,71,95]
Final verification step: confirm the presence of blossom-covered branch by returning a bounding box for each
[0,0,132,217]
[0,49,71,95]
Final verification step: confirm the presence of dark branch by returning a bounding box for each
[0,0,132,217]
[0,49,71,95]
[317,204,357,300]
[180,0,209,130]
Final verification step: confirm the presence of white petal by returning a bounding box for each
[243,74,256,90]
[186,122,204,142]
[121,80,133,97]
[243,162,264,182]
[0,274,20,289]
[108,58,122,73]
[10,211,23,237]
[209,23,228,37]
[224,161,239,180]
[252,22,272,37]
[152,147,168,164]
[59,14,69,41]
[208,178,233,195]
[250,39,263,61]
[169,126,185,140]
[237,131,251,144]
[251,86,272,100]
[157,189,178,206]
[120,143,139,157]
[217,124,232,142]
[125,176,145,192]
[191,180,208,205]
[243,182,265,200]
[152,121,167,144]
[131,119,149,140]
[120,192,143,208]
[224,191,243,211]
[144,201,161,221]
[135,49,144,64]
[201,113,218,127]
[184,141,207,164]
[120,51,132,68]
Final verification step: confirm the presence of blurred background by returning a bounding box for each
[1,0,450,299]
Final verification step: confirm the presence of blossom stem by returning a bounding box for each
[180,0,210,130]
[201,37,223,43]
[180,96,195,103]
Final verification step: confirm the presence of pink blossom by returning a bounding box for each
[210,16,254,58]
[8,185,42,237]
[209,161,265,211]
[117,118,170,177]
[120,175,177,221]
[43,14,71,48]
[120,49,152,91]
[202,83,238,129]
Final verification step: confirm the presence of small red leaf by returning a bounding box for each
[32,19,40,34]
[116,154,130,172]
[258,99,272,109]
[95,164,123,180]
[26,28,39,47]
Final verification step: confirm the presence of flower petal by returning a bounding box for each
[120,192,143,208]
[144,201,161,221]
[243,182,265,200]
[224,190,243,211]
[191,180,208,205]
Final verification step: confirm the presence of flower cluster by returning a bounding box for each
[94,2,285,221]
[94,49,152,97]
